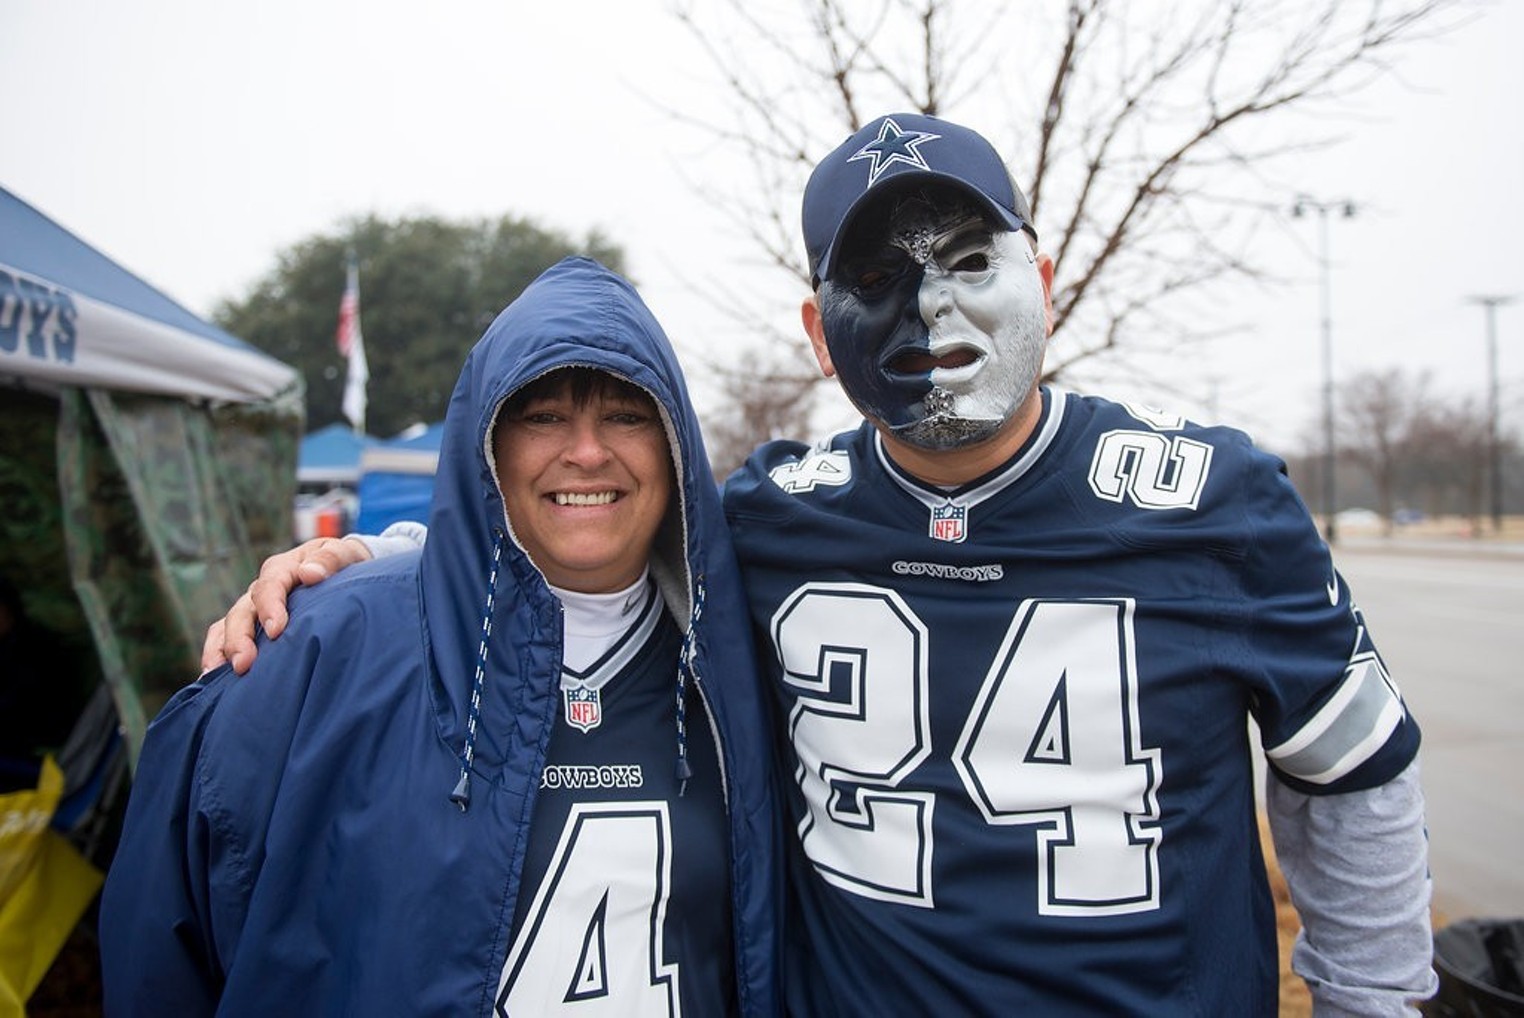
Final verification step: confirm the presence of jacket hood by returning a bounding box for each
[421,256,717,800]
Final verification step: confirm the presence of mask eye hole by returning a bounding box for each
[950,252,989,273]
[931,222,997,277]
[838,250,907,294]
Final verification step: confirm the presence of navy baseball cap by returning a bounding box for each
[803,112,1036,286]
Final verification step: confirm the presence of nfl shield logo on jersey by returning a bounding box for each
[564,686,602,733]
[931,502,967,543]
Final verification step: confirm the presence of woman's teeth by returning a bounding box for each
[554,491,617,506]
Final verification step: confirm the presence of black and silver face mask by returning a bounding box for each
[819,188,1048,450]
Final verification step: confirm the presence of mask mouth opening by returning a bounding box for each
[886,344,982,377]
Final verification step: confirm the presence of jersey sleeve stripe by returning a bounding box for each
[1264,654,1405,784]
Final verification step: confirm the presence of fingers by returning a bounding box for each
[222,591,261,676]
[199,592,260,676]
[204,537,377,678]
[201,618,230,673]
[246,536,373,639]
[245,546,306,642]
[293,535,373,588]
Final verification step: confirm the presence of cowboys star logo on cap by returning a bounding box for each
[847,117,942,185]
[804,112,1035,285]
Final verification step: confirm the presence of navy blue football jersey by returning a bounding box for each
[497,587,736,1017]
[723,388,1419,1016]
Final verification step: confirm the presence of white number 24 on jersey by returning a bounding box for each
[773,585,1163,917]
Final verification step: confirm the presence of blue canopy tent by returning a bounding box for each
[356,422,443,533]
[0,189,297,403]
[299,422,375,488]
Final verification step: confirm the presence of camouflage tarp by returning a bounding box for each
[0,392,97,743]
[2,384,301,767]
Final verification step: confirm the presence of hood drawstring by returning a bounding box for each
[674,575,706,798]
[451,529,505,812]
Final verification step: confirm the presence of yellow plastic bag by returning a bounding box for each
[0,756,103,1017]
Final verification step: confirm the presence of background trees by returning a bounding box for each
[1403,401,1493,522]
[1338,368,1433,534]
[1285,366,1517,527]
[216,214,623,437]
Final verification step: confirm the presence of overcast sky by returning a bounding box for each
[4,0,1521,453]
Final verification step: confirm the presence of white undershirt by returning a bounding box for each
[549,568,654,674]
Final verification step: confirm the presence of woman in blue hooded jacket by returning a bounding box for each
[100,258,780,1016]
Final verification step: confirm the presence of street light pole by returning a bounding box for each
[1466,294,1515,533]
[1293,195,1357,545]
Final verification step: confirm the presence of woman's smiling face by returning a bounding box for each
[491,369,671,593]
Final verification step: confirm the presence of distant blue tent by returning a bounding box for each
[355,423,442,533]
[298,423,375,487]
[388,421,445,452]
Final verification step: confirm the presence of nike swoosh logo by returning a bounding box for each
[1326,578,1340,606]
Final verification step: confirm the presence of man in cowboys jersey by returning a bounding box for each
[208,115,1435,1015]
[728,112,1435,1015]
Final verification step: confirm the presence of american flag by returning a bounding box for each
[336,254,368,432]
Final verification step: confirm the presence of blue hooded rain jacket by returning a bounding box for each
[100,257,781,1016]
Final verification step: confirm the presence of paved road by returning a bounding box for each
[1333,544,1524,922]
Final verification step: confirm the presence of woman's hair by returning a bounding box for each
[500,366,654,417]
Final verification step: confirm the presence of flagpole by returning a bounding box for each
[336,249,369,435]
